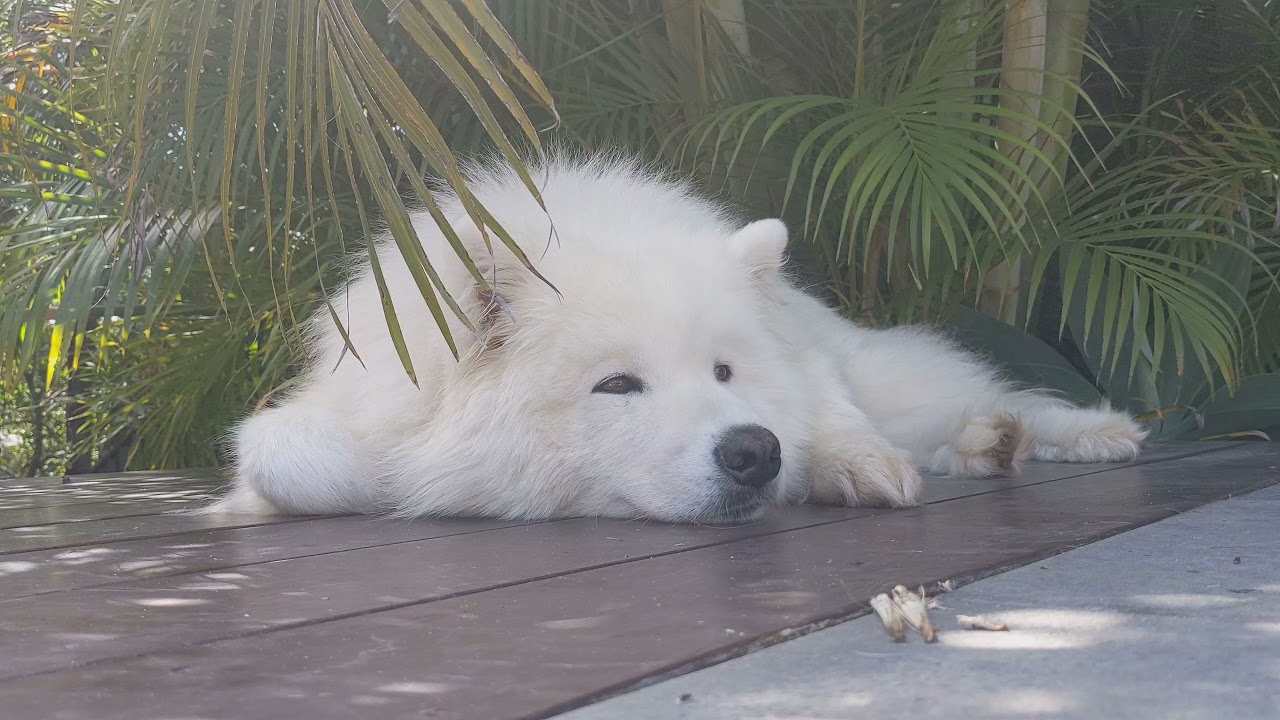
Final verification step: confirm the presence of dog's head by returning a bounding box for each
[437,203,808,523]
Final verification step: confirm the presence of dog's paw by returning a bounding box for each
[947,414,1035,478]
[852,443,924,507]
[810,440,923,508]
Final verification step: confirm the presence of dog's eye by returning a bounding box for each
[593,373,644,395]
[714,363,732,382]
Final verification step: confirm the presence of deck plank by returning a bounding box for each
[0,475,223,513]
[0,516,536,601]
[0,497,217,530]
[0,511,330,555]
[0,470,193,487]
[0,471,214,492]
[0,443,1273,720]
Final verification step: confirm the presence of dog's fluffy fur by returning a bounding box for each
[218,155,1147,522]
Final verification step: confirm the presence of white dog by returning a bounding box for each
[220,155,1147,523]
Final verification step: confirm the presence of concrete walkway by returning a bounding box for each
[558,483,1280,720]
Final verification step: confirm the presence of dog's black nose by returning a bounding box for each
[715,424,782,488]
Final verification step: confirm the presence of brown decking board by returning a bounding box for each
[0,475,224,513]
[0,469,196,487]
[0,498,214,531]
[0,508,333,555]
[0,442,1275,720]
[0,516,540,602]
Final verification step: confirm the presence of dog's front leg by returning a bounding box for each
[805,399,923,508]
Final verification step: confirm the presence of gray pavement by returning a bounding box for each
[558,483,1280,720]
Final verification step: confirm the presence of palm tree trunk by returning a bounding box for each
[1039,0,1091,195]
[661,0,753,122]
[943,0,990,83]
[982,0,1046,324]
[706,0,750,56]
[662,0,710,121]
[982,0,1090,325]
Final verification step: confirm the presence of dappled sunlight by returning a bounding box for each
[55,547,122,561]
[942,629,1096,650]
[50,633,120,643]
[1129,593,1248,610]
[116,559,170,572]
[175,581,241,591]
[978,608,1127,630]
[130,597,211,608]
[376,681,452,694]
[8,526,56,536]
[0,560,38,575]
[349,695,396,706]
[948,627,1073,650]
[1247,621,1280,635]
[942,608,1132,651]
[114,490,206,501]
[537,616,609,630]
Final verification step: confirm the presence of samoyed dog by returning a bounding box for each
[220,155,1147,523]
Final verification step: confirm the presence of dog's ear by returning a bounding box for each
[444,214,525,352]
[727,219,788,279]
[473,285,514,350]
[469,256,523,351]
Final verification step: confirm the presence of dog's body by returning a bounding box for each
[221,156,1147,523]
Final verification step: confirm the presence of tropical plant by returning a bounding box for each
[1,0,1277,475]
[513,0,1280,441]
[1,0,556,470]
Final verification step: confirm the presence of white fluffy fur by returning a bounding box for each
[216,155,1148,522]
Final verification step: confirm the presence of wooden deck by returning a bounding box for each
[0,442,1276,719]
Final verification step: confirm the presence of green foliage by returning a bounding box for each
[0,365,68,477]
[1,0,1277,474]
[1,0,555,471]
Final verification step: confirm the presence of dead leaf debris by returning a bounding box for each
[870,585,937,643]
[956,614,1010,631]
[870,582,1013,642]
